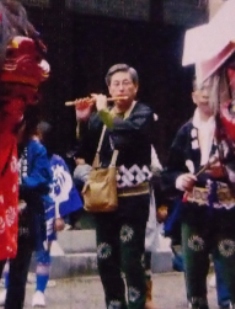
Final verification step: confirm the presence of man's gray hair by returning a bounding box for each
[105,63,139,86]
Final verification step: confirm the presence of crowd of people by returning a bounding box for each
[1,1,235,309]
[72,63,235,309]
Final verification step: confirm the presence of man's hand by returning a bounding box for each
[176,173,197,192]
[74,157,86,165]
[203,155,224,178]
[75,98,93,121]
[54,218,65,232]
[91,94,108,111]
[157,205,168,223]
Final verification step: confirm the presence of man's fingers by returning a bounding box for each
[90,93,97,98]
[184,174,197,181]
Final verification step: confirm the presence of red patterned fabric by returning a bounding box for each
[0,36,49,259]
[0,99,24,259]
[0,134,18,259]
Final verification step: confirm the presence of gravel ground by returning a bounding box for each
[11,271,220,309]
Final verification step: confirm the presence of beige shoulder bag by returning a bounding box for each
[82,126,119,212]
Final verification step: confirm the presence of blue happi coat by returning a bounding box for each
[19,139,53,248]
[20,141,83,244]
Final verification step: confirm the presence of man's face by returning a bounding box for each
[192,79,214,116]
[108,71,138,110]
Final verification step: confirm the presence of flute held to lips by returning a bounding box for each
[65,96,128,107]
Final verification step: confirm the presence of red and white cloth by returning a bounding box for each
[0,131,19,259]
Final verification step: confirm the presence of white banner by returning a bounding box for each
[182,0,235,83]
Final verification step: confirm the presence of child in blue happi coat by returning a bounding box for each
[32,121,83,307]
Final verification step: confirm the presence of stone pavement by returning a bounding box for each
[20,272,220,309]
[42,229,173,279]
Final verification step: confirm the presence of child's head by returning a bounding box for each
[16,106,41,144]
[37,121,52,142]
[37,121,54,156]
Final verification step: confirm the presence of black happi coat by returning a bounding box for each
[78,101,154,188]
[162,117,235,226]
[162,118,226,194]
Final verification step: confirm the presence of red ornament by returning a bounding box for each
[220,100,235,142]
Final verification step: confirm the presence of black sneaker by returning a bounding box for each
[188,303,209,309]
[189,297,209,309]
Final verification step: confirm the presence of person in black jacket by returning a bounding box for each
[75,63,154,309]
[162,78,235,309]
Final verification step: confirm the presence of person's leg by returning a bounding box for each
[5,240,33,309]
[32,204,52,308]
[120,195,149,309]
[0,261,9,305]
[32,247,51,307]
[3,261,9,288]
[214,222,235,308]
[0,260,6,277]
[144,189,158,309]
[95,212,127,309]
[212,253,231,309]
[0,260,7,305]
[144,251,157,309]
[181,222,210,309]
[35,249,51,293]
[69,209,83,230]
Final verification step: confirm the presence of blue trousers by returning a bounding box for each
[213,255,230,307]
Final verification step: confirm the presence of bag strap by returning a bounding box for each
[92,126,119,168]
[110,149,119,167]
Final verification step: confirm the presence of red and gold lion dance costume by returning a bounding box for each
[0,0,49,259]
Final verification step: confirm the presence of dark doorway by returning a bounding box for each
[27,8,194,163]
